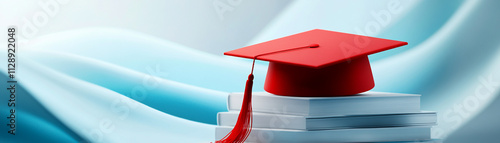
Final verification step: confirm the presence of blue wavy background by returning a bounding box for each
[1,0,500,142]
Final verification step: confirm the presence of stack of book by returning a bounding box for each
[215,92,439,143]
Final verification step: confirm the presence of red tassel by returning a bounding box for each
[216,74,254,143]
[215,44,316,143]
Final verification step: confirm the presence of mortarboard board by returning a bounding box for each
[216,29,407,143]
[225,29,407,96]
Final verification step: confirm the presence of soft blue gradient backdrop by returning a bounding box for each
[1,0,499,142]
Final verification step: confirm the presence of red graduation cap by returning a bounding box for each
[216,29,407,143]
[226,29,407,96]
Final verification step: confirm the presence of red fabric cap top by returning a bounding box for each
[224,29,407,96]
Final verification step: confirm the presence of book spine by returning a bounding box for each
[308,96,420,116]
[218,112,306,130]
[218,112,436,130]
[215,126,431,143]
[228,94,311,115]
[229,94,420,116]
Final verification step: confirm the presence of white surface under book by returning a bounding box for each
[384,140,442,143]
[215,126,432,143]
[228,92,421,116]
[217,111,436,130]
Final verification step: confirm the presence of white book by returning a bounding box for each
[228,92,421,116]
[215,126,431,143]
[218,111,436,130]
